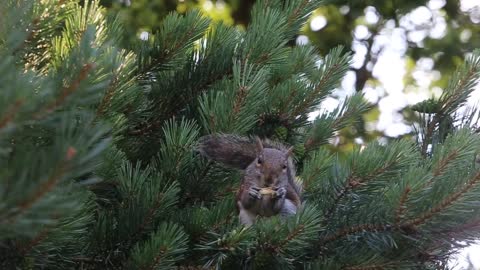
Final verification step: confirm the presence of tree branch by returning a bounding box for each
[395,186,411,225]
[323,160,397,223]
[321,171,480,246]
[35,63,93,119]
[0,99,24,130]
[405,171,480,227]
[5,163,68,223]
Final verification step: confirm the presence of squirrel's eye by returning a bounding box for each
[282,164,287,169]
[257,158,263,164]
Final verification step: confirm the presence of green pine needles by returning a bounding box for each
[1,0,480,269]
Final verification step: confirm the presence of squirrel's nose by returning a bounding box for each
[265,175,277,187]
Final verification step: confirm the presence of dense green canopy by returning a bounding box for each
[1,0,480,269]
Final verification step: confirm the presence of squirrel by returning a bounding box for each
[196,134,302,226]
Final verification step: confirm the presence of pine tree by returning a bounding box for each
[1,0,480,269]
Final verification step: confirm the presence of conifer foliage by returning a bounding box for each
[1,0,480,269]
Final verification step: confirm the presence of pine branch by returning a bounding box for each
[178,266,214,270]
[322,176,356,222]
[10,0,73,71]
[17,226,51,256]
[283,0,324,39]
[304,93,371,150]
[432,151,458,177]
[440,70,478,115]
[188,203,237,242]
[128,192,166,245]
[96,76,118,117]
[0,99,23,130]
[12,18,40,54]
[276,224,305,251]
[322,223,392,244]
[141,246,168,270]
[422,150,459,188]
[301,150,332,190]
[71,257,104,263]
[129,223,188,270]
[321,170,480,246]
[394,186,411,226]
[420,51,480,155]
[137,11,210,74]
[343,262,399,270]
[5,161,69,223]
[292,47,350,117]
[323,159,399,222]
[139,26,195,74]
[129,55,269,137]
[128,70,234,136]
[291,65,341,117]
[35,63,93,119]
[434,218,480,239]
[405,171,480,227]
[232,86,249,116]
[421,113,440,157]
[286,0,310,26]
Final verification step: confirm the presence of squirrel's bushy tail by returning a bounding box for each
[196,134,259,169]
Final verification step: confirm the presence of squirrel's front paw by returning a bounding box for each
[248,186,262,199]
[274,187,287,198]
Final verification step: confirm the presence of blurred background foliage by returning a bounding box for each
[98,0,480,151]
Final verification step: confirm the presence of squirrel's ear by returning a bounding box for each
[285,146,294,157]
[255,137,263,153]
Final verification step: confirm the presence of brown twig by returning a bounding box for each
[35,63,93,119]
[322,223,392,244]
[96,76,118,117]
[232,86,249,116]
[286,0,310,26]
[422,150,459,188]
[433,151,458,177]
[394,186,411,225]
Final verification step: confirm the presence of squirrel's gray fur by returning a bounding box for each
[196,134,302,225]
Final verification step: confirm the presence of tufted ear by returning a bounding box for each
[255,136,264,154]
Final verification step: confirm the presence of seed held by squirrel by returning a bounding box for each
[196,134,302,226]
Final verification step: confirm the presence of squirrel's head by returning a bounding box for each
[253,137,293,187]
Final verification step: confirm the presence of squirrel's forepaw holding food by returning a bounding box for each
[274,187,287,198]
[248,186,262,199]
